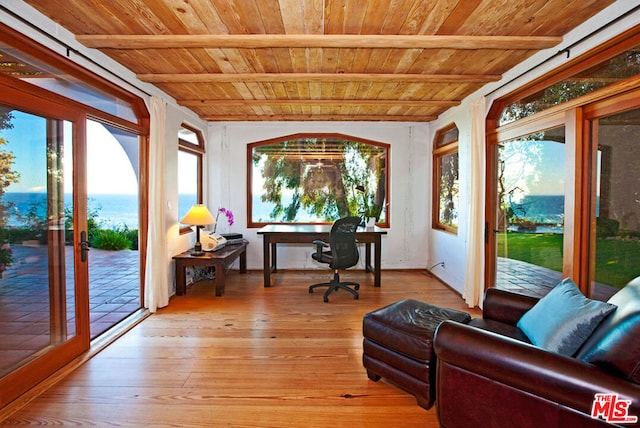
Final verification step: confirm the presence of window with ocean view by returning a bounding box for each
[495,126,566,288]
[489,31,640,298]
[0,23,148,405]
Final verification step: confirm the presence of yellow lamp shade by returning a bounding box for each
[180,204,216,226]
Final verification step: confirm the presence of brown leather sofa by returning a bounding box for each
[434,277,640,428]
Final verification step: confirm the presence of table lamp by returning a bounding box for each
[180,204,216,256]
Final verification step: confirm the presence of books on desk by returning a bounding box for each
[222,233,244,246]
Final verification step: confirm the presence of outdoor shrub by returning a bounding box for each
[114,225,138,250]
[596,217,620,238]
[90,229,132,250]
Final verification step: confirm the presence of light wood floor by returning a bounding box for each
[1,269,481,427]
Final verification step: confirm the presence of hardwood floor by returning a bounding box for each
[1,269,481,427]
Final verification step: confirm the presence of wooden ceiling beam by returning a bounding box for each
[139,72,499,83]
[180,99,460,107]
[200,114,438,122]
[77,34,562,50]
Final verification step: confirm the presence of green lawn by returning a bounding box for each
[498,232,640,288]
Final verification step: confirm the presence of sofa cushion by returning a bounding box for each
[517,278,617,356]
[575,277,640,383]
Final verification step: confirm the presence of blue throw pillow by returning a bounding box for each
[517,278,617,356]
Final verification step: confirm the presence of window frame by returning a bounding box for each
[432,123,459,234]
[246,133,390,228]
[178,123,205,234]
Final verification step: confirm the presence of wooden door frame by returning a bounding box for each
[0,32,149,408]
[0,81,90,407]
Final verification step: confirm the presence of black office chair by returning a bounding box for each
[309,216,361,302]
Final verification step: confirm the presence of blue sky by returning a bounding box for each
[1,110,137,194]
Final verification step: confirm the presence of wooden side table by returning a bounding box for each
[173,241,248,296]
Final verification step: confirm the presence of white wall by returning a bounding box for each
[207,122,430,271]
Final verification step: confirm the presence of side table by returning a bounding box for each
[173,241,248,296]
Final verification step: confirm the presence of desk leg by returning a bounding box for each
[214,262,225,296]
[365,243,372,273]
[175,260,187,296]
[271,242,277,272]
[263,235,271,287]
[239,249,247,274]
[374,237,382,287]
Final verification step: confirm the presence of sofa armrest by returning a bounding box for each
[482,288,540,325]
[434,321,640,416]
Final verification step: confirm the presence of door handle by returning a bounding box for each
[80,231,90,262]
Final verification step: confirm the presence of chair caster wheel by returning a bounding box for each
[354,295,359,300]
[323,297,329,303]
[355,285,360,290]
[309,289,313,294]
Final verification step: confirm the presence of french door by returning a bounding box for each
[0,86,90,406]
[487,91,640,298]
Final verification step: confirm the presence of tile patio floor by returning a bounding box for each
[0,244,140,377]
[496,257,617,301]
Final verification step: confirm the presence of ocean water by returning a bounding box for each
[1,193,197,229]
[2,193,567,230]
[509,194,564,225]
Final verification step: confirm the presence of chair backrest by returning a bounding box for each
[328,216,361,270]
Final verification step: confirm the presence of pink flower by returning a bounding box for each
[218,207,234,226]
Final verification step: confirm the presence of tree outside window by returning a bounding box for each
[248,133,389,227]
[433,124,459,233]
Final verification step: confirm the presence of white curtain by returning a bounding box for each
[463,96,487,308]
[144,96,169,312]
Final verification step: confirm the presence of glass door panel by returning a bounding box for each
[589,108,640,298]
[494,126,566,295]
[0,109,77,377]
[86,120,140,339]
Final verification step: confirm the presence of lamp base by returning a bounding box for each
[191,242,204,256]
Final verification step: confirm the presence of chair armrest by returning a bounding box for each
[312,239,328,254]
[482,288,540,325]
[434,321,640,415]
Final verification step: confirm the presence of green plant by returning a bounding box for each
[363,203,383,222]
[110,225,138,250]
[90,229,132,250]
[0,242,12,273]
[596,217,620,238]
[22,202,48,242]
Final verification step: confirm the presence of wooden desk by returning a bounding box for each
[173,241,248,296]
[257,225,387,288]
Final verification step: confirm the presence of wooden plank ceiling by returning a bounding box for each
[24,0,616,122]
